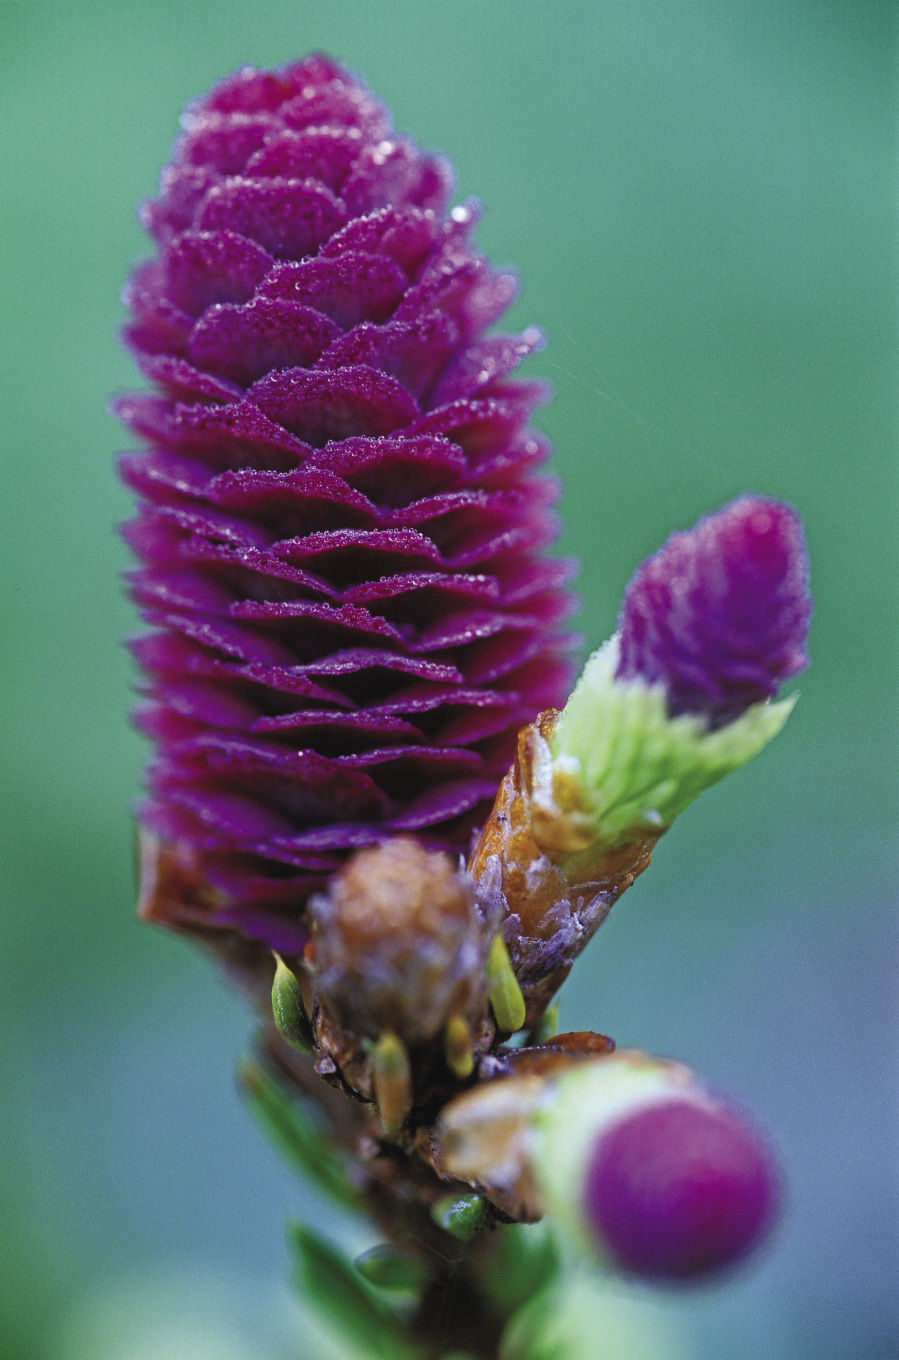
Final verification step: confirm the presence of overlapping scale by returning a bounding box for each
[120,55,576,950]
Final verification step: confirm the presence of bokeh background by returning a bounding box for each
[2,2,896,1357]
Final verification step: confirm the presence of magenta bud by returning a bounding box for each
[583,1093,779,1281]
[616,496,811,728]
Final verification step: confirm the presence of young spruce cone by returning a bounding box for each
[118,54,575,957]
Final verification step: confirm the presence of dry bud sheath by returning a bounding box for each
[469,709,657,1025]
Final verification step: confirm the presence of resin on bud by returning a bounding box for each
[533,1053,779,1280]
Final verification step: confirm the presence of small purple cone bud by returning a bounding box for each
[583,1094,779,1280]
[616,497,811,728]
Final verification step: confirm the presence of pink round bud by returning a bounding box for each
[583,1093,779,1280]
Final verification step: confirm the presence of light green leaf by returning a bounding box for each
[552,638,795,845]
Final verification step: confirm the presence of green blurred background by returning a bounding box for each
[2,2,895,1357]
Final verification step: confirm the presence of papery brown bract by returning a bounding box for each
[118,55,576,952]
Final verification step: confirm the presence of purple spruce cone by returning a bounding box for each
[118,55,575,952]
[615,496,810,728]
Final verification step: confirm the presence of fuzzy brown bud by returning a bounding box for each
[309,837,494,1045]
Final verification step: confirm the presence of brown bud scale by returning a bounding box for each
[468,710,658,1025]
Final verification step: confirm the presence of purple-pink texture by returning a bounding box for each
[616,497,810,728]
[118,56,576,951]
